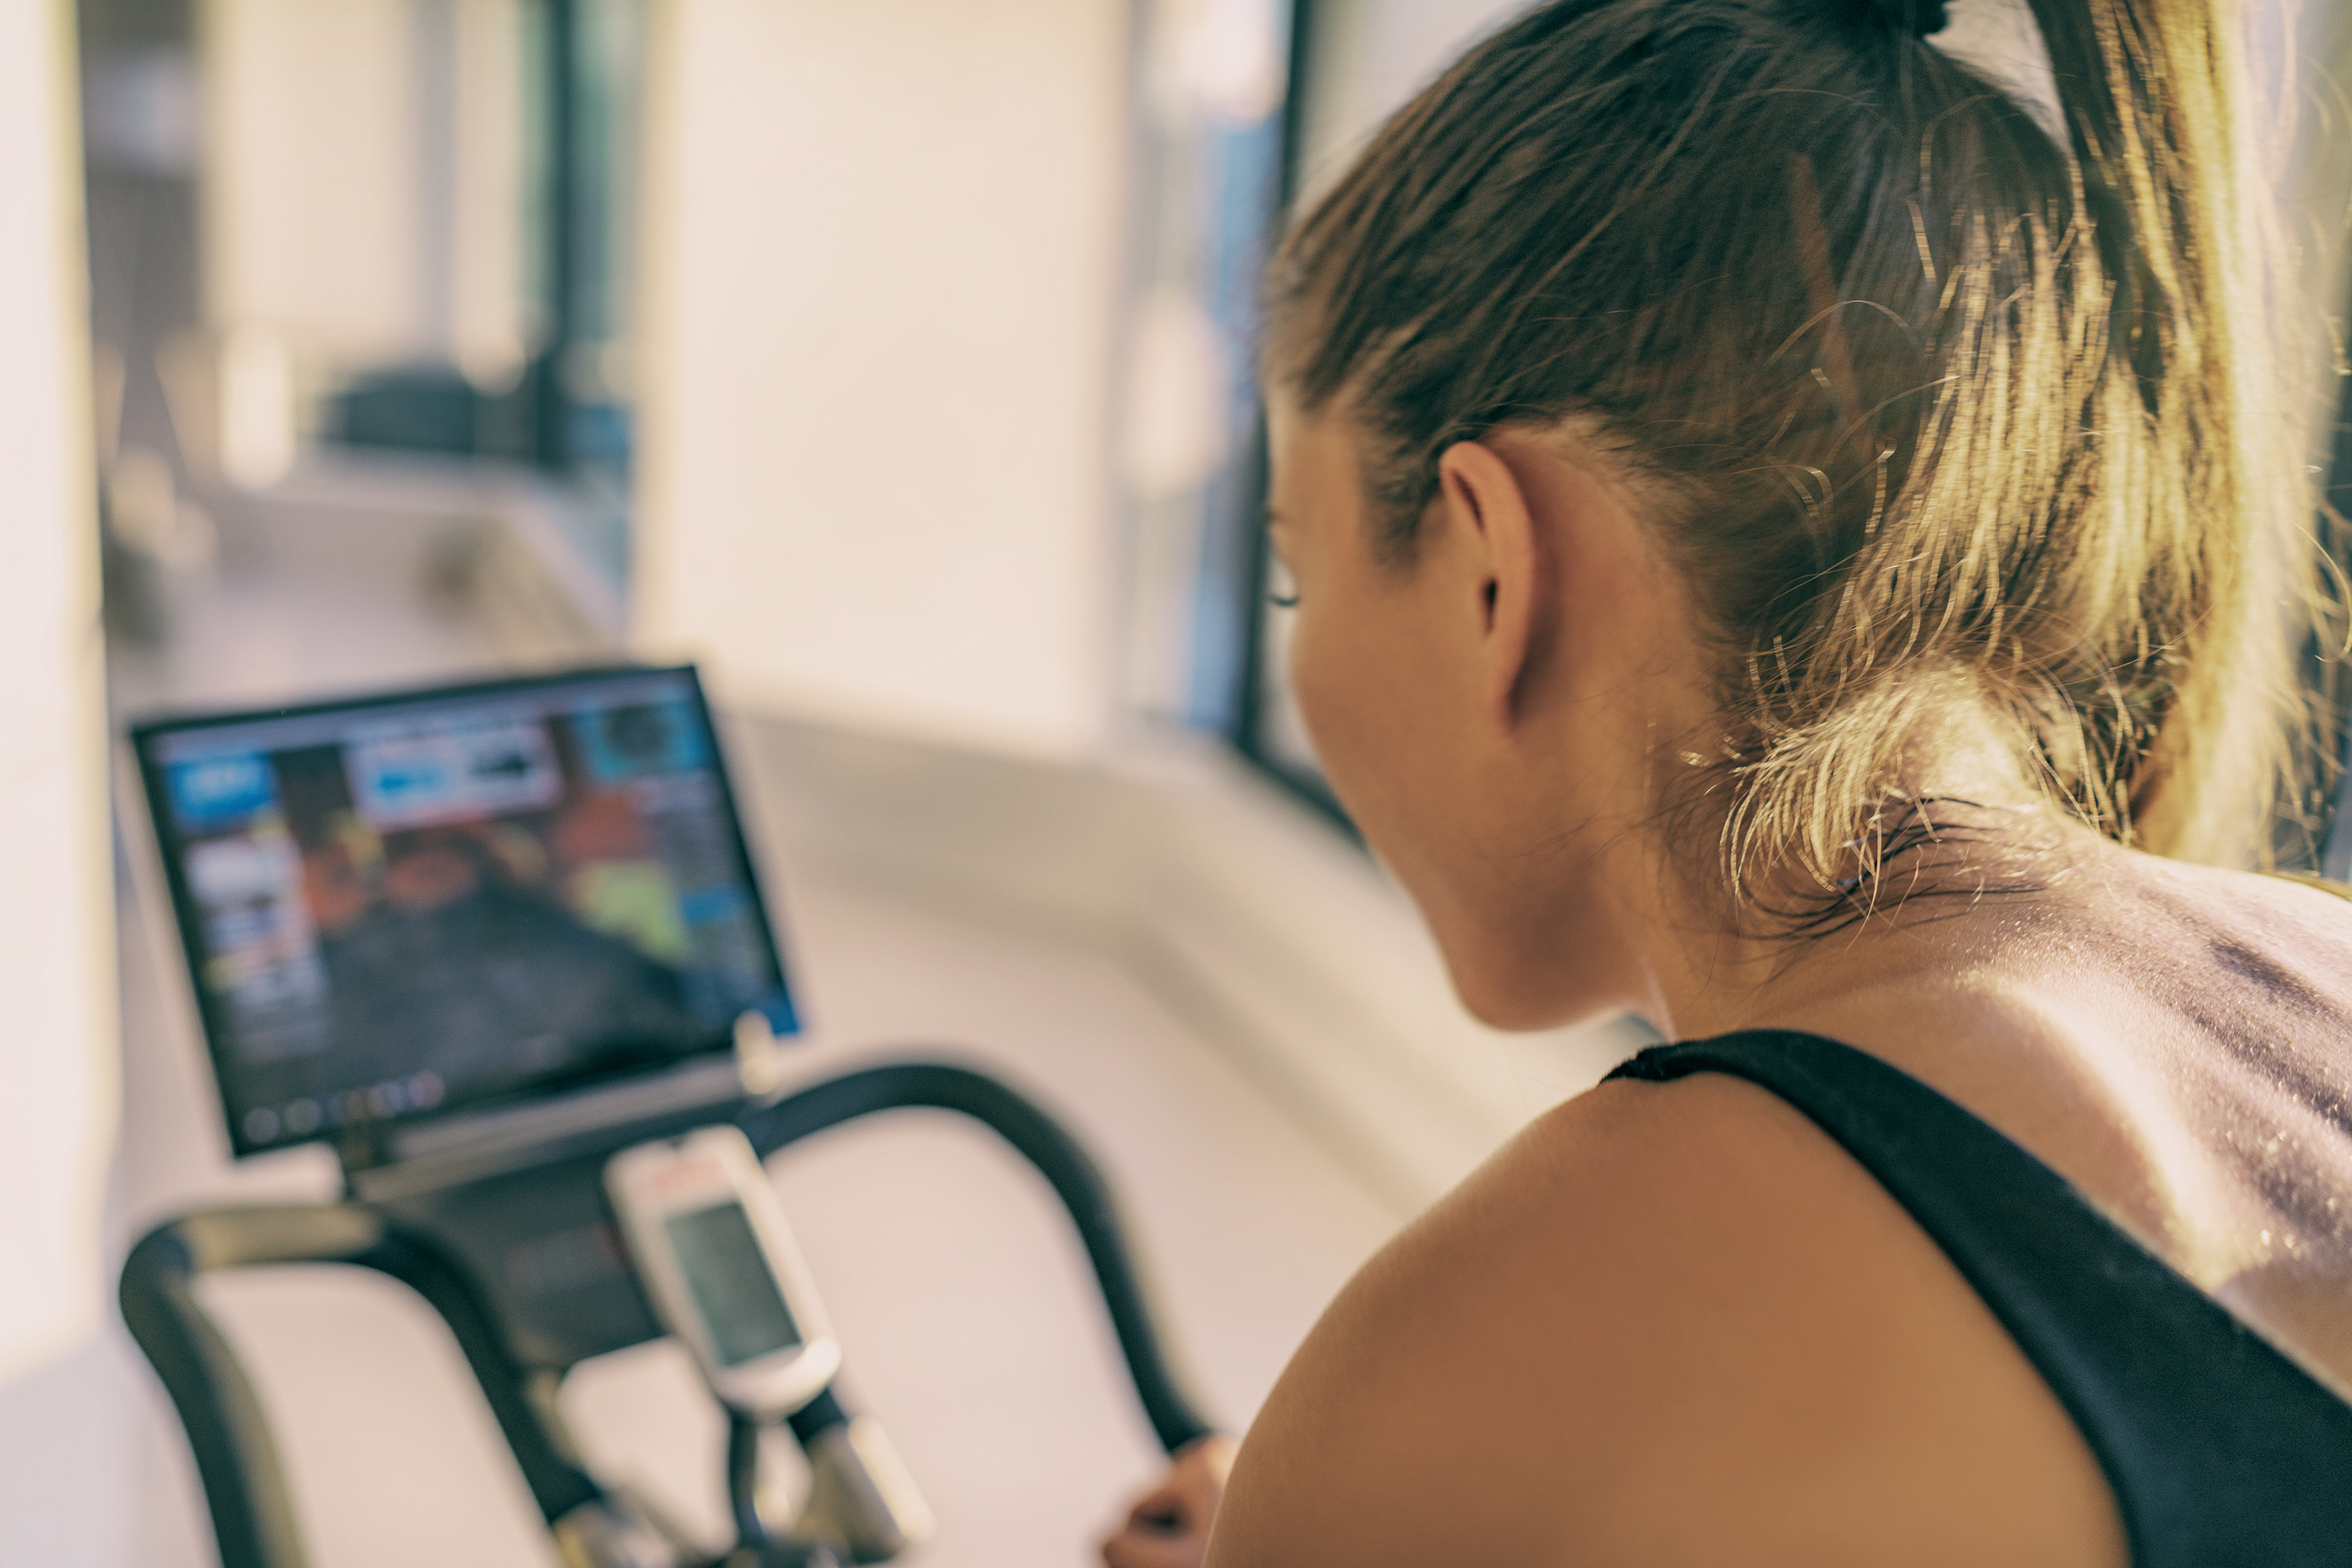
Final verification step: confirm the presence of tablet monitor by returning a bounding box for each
[132,665,799,1159]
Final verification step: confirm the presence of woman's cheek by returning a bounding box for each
[1285,609,1354,774]
[1287,604,1407,840]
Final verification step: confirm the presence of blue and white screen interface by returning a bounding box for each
[140,669,797,1153]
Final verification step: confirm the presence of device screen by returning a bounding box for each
[666,1200,803,1366]
[135,666,800,1156]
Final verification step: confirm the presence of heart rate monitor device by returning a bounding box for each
[606,1125,841,1417]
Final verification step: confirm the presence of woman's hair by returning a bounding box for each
[1269,0,2324,912]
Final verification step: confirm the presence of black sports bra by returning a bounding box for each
[1606,1031,2352,1566]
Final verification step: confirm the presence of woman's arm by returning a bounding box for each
[1200,1076,2124,1566]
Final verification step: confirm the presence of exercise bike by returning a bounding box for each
[120,668,1214,1568]
[122,1058,1214,1568]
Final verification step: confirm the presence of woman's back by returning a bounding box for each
[1813,850,2352,1391]
[1201,844,2352,1566]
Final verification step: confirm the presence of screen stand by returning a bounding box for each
[334,1118,397,1175]
[339,1090,755,1370]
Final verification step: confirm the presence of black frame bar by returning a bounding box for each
[1226,0,1352,832]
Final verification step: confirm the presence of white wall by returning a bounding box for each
[1292,0,1529,203]
[202,0,528,379]
[205,0,421,361]
[0,0,114,1385]
[630,0,1130,756]
[1289,0,2060,205]
[0,0,119,1549]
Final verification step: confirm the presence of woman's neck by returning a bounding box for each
[1625,797,2105,1044]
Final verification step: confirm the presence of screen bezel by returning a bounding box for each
[131,662,800,1160]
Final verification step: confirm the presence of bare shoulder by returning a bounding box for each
[1206,1073,2125,1568]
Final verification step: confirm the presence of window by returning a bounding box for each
[1130,0,1534,818]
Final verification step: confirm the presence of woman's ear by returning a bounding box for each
[1436,440,1548,731]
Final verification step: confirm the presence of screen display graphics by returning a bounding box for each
[134,666,799,1157]
[665,1200,803,1367]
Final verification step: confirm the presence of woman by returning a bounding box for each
[1102,0,2352,1561]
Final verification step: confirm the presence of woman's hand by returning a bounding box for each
[1099,1435,1238,1568]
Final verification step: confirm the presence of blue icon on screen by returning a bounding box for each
[168,754,278,830]
[753,989,800,1037]
[575,699,710,783]
[678,884,746,925]
[367,757,454,806]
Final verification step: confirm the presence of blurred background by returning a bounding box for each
[6,0,2352,1563]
